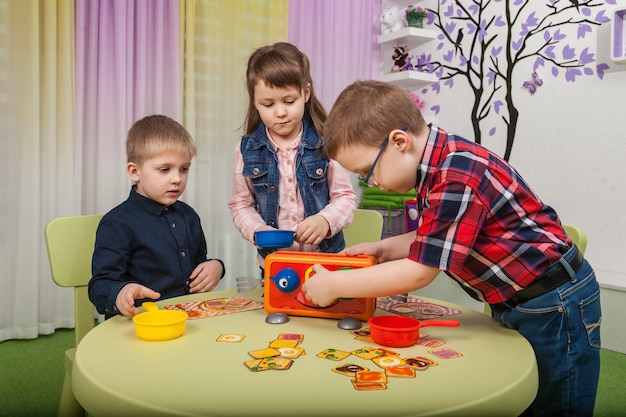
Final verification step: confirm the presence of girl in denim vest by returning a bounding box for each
[229,42,356,268]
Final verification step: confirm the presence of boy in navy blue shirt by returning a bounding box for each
[89,115,224,318]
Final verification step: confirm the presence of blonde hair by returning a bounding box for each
[126,115,196,165]
[323,80,426,158]
[244,42,326,138]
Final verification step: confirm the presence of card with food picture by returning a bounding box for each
[164,296,263,319]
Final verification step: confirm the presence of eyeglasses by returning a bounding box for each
[358,127,407,187]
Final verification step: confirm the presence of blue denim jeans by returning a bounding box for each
[491,246,602,417]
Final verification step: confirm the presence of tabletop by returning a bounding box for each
[72,288,538,417]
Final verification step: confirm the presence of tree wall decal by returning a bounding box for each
[417,0,615,160]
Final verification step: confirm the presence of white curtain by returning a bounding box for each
[0,0,77,341]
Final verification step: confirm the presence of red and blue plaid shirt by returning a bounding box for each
[408,125,572,304]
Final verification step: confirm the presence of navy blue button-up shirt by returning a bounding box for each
[89,187,224,318]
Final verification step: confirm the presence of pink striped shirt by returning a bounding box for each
[229,128,357,265]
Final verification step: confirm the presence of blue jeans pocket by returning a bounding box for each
[579,288,602,349]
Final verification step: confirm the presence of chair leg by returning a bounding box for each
[58,372,85,417]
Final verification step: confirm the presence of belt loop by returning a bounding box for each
[559,246,578,282]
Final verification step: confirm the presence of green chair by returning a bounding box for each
[562,224,587,256]
[44,214,103,417]
[343,208,385,247]
[484,223,588,315]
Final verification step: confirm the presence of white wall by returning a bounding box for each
[381,0,626,352]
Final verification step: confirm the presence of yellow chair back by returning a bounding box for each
[343,209,384,247]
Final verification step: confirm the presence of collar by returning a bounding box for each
[128,185,176,216]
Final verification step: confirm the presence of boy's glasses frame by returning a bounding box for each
[358,126,408,187]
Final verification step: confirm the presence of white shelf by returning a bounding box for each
[377,27,437,49]
[379,70,438,89]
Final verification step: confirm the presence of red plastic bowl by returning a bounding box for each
[368,315,460,347]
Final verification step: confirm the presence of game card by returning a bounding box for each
[248,347,280,359]
[216,333,245,343]
[351,380,387,391]
[385,366,416,378]
[372,355,406,368]
[316,348,351,361]
[331,363,369,377]
[404,356,438,369]
[351,347,386,360]
[428,348,463,359]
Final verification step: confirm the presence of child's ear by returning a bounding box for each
[127,162,140,182]
[304,83,311,102]
[391,128,411,151]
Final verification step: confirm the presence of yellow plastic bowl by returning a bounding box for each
[132,302,188,341]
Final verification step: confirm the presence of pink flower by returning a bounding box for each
[410,92,426,110]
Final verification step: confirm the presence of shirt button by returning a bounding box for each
[288,177,293,183]
[181,252,186,257]
[269,186,276,192]
[253,168,260,175]
[171,223,176,228]
[316,168,323,175]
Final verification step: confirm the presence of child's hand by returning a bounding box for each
[116,283,161,317]
[188,260,223,294]
[295,214,330,245]
[301,264,337,307]
[344,241,385,263]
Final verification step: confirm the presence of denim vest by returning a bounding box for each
[240,119,345,258]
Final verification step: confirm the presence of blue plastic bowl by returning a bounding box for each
[255,230,296,249]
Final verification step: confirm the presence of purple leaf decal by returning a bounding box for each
[596,63,610,80]
[551,66,559,77]
[582,8,591,17]
[514,0,524,5]
[420,88,429,95]
[577,24,592,40]
[578,47,594,65]
[494,100,503,114]
[459,55,468,66]
[489,127,497,136]
[533,57,545,71]
[545,45,556,59]
[565,68,582,82]
[431,105,440,115]
[444,78,454,88]
[553,29,566,41]
[444,4,454,18]
[473,54,480,64]
[544,30,551,42]
[606,0,617,4]
[524,12,538,28]
[512,37,523,51]
[491,46,502,57]
[443,50,454,62]
[562,45,576,60]
[469,4,479,15]
[495,15,506,27]
[431,82,441,94]
[584,67,593,76]
[445,22,457,34]
[437,42,445,50]
[467,23,477,35]
[478,29,487,43]
[487,71,495,85]
[519,24,530,37]
[594,10,610,24]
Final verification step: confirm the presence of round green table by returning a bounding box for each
[72,288,537,416]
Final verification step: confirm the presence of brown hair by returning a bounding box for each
[323,80,426,159]
[126,115,197,165]
[244,42,327,138]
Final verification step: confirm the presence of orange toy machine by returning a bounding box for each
[263,251,377,320]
